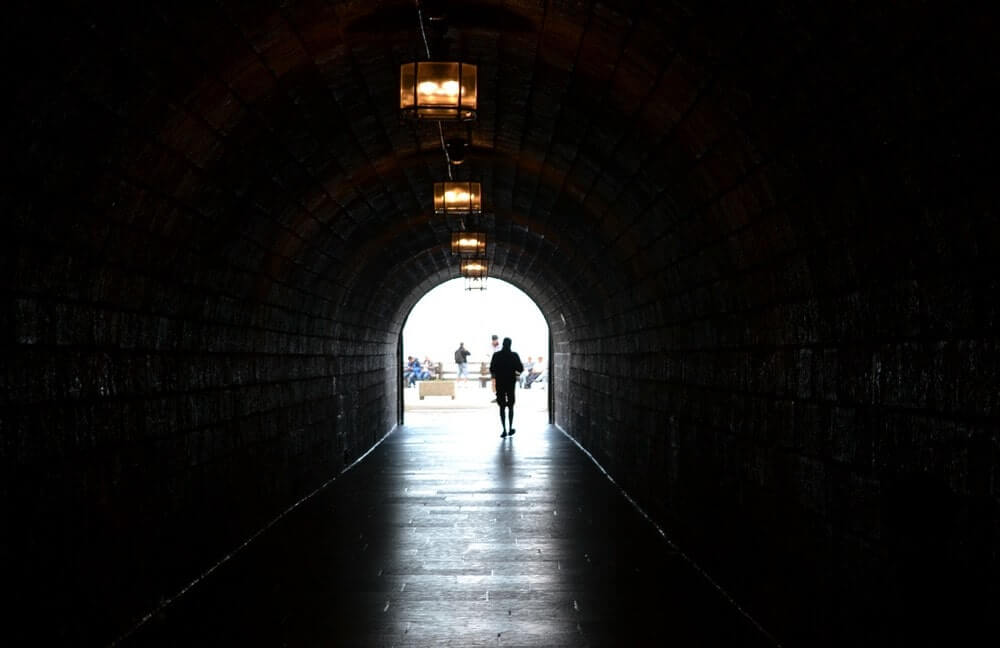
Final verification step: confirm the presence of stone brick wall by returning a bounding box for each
[4,247,397,643]
[548,5,999,645]
[3,8,400,641]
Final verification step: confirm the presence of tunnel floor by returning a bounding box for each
[125,406,774,647]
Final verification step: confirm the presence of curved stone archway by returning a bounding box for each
[399,276,552,424]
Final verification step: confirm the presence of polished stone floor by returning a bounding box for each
[126,403,775,647]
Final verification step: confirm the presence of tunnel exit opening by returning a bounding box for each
[399,278,552,427]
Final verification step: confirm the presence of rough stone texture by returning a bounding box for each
[3,1,998,645]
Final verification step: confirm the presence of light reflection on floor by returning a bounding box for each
[126,382,774,646]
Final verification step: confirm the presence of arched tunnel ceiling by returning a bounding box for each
[8,0,751,333]
[10,1,980,342]
[6,4,995,643]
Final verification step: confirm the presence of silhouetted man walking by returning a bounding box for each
[489,337,523,437]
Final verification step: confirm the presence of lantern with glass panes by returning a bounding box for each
[460,258,487,278]
[400,62,477,121]
[461,257,488,291]
[451,232,486,257]
[434,181,482,218]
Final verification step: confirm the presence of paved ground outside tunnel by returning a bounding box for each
[125,389,775,646]
[403,379,550,416]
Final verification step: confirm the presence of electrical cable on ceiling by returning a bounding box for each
[416,0,454,179]
[439,123,454,180]
[415,0,432,58]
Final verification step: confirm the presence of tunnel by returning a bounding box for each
[4,1,998,645]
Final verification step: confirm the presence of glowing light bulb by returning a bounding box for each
[417,80,460,101]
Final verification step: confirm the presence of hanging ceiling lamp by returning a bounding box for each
[451,232,486,256]
[434,181,482,216]
[464,277,487,291]
[400,61,477,121]
[402,1,488,290]
[461,257,488,291]
[460,258,488,278]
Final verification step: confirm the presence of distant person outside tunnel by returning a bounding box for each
[489,337,523,438]
[489,334,500,402]
[454,342,471,385]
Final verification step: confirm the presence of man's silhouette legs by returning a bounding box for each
[497,388,515,437]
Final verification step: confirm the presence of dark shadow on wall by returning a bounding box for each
[881,469,994,646]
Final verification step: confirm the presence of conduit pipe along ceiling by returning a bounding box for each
[399,61,477,121]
